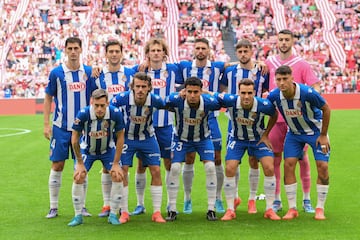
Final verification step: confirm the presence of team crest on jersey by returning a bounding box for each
[163,71,168,78]
[251,68,257,79]
[83,74,88,81]
[249,112,257,121]
[152,79,167,88]
[297,101,302,108]
[144,107,150,115]
[107,84,125,94]
[199,111,205,118]
[201,79,210,88]
[103,120,109,130]
[122,75,127,82]
[206,68,212,75]
[68,82,86,92]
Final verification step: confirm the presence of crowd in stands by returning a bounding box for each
[1,0,360,98]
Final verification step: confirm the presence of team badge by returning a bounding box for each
[200,111,205,118]
[163,70,168,78]
[250,112,257,121]
[251,68,257,80]
[144,107,150,115]
[122,75,127,82]
[297,101,302,109]
[103,120,109,131]
[206,68,212,75]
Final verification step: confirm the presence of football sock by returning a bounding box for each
[49,169,62,209]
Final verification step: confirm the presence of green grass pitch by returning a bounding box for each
[0,110,359,240]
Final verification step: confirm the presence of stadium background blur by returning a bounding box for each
[1,0,360,98]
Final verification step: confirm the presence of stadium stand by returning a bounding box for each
[0,0,359,98]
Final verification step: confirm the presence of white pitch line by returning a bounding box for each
[0,128,32,138]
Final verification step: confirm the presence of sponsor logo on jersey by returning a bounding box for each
[184,117,202,125]
[68,82,86,92]
[107,84,125,94]
[236,117,254,125]
[130,115,147,123]
[89,130,108,139]
[285,109,302,117]
[152,79,167,88]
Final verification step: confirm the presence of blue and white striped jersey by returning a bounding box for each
[220,64,269,97]
[215,93,275,141]
[92,66,134,99]
[72,105,125,155]
[111,91,165,140]
[165,93,221,142]
[178,60,225,118]
[133,63,182,127]
[267,83,326,135]
[45,64,93,131]
[177,60,225,92]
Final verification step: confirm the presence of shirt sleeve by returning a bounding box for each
[72,109,86,132]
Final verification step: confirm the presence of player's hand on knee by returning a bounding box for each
[110,164,124,182]
[74,163,87,183]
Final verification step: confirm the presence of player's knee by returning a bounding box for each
[204,161,215,175]
[262,164,274,176]
[316,162,329,184]
[163,158,171,171]
[225,161,239,176]
[185,152,196,164]
[284,158,297,170]
[248,156,258,168]
[52,161,65,171]
[170,162,181,176]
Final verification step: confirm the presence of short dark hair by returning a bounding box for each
[65,37,82,48]
[194,38,210,47]
[235,39,252,49]
[91,89,108,101]
[131,72,152,90]
[105,40,123,52]
[238,78,255,90]
[185,76,203,88]
[275,65,292,75]
[278,29,294,38]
